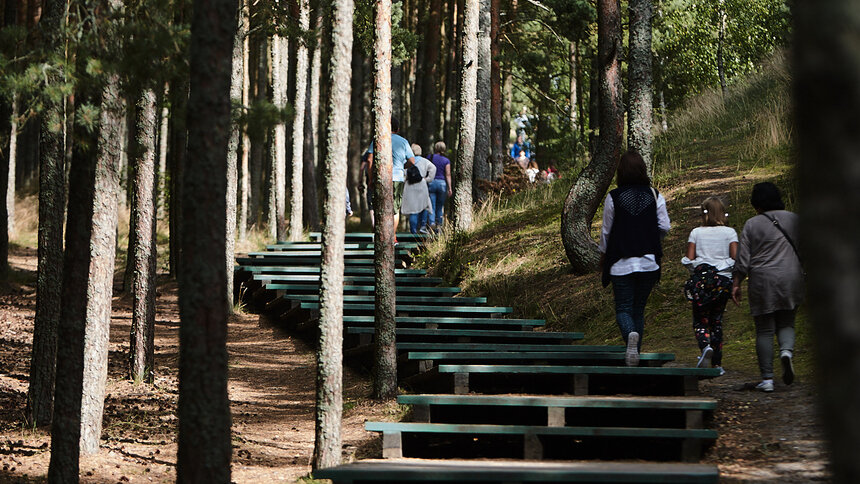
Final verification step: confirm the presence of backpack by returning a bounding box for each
[406,164,423,184]
[683,263,732,307]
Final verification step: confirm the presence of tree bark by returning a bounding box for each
[312,0,353,467]
[419,0,442,150]
[628,0,653,172]
[289,0,310,240]
[157,84,170,221]
[168,79,189,276]
[238,0,251,241]
[560,0,623,274]
[29,0,66,429]
[270,29,288,241]
[795,1,860,481]
[569,41,579,135]
[371,0,397,400]
[130,89,159,384]
[453,0,479,232]
[717,0,727,98]
[227,0,245,310]
[490,0,502,161]
[250,38,268,228]
[6,93,17,237]
[472,0,491,190]
[177,0,236,479]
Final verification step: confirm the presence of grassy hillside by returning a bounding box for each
[417,51,811,380]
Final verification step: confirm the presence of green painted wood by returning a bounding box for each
[268,242,420,250]
[436,365,722,377]
[346,327,584,340]
[396,343,622,352]
[281,295,487,305]
[253,274,443,285]
[248,249,412,257]
[363,422,717,439]
[262,284,461,294]
[344,316,543,326]
[396,394,717,410]
[301,302,512,314]
[406,351,675,362]
[236,266,426,275]
[310,232,430,242]
[314,460,720,484]
[236,256,375,266]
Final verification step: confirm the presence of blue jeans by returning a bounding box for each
[427,179,448,226]
[408,210,429,234]
[611,270,660,350]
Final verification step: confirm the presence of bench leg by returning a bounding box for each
[523,432,543,460]
[547,407,565,427]
[418,359,434,373]
[573,374,589,395]
[686,410,704,429]
[683,376,700,396]
[681,438,703,462]
[454,372,470,394]
[382,431,403,459]
[412,404,430,423]
[425,323,439,330]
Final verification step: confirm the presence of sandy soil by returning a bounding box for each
[0,246,828,483]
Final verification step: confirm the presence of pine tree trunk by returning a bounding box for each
[270,31,288,241]
[569,41,579,135]
[472,0,491,189]
[250,38,267,228]
[130,89,159,384]
[348,41,365,222]
[168,79,189,276]
[627,0,653,172]
[444,0,460,147]
[226,0,244,310]
[490,0,502,160]
[795,2,860,481]
[309,4,324,172]
[238,0,250,242]
[312,0,353,467]
[588,49,599,160]
[7,93,17,237]
[289,0,310,241]
[177,0,236,479]
[560,0,623,274]
[453,0,479,232]
[157,84,170,221]
[28,0,65,431]
[717,0,727,98]
[371,0,397,400]
[420,0,442,150]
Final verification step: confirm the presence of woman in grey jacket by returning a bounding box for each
[732,182,804,392]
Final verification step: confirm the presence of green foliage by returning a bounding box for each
[353,0,419,66]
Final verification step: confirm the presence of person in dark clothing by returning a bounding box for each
[598,151,671,366]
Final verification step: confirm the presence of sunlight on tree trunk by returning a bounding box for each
[628,0,653,171]
[7,93,17,238]
[270,28,288,241]
[453,0,479,232]
[289,0,310,241]
[473,0,491,191]
[226,0,245,310]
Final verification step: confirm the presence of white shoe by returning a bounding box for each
[625,332,640,367]
[756,380,774,392]
[781,350,795,385]
[697,345,713,368]
[715,366,726,377]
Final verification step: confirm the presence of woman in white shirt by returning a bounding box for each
[681,197,738,373]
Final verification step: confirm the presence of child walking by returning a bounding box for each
[681,197,738,373]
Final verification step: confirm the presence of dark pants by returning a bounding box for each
[611,270,660,350]
[692,299,727,366]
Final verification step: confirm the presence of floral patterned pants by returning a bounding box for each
[692,300,727,366]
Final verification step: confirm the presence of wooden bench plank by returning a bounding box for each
[260,283,461,294]
[314,459,720,484]
[267,242,420,250]
[236,266,426,275]
[407,351,675,362]
[310,232,430,242]
[343,316,542,326]
[279,295,487,305]
[248,249,413,258]
[346,327,583,339]
[397,394,717,410]
[364,421,717,439]
[396,342,621,352]
[254,274,443,285]
[302,302,513,314]
[437,364,721,377]
[236,256,376,266]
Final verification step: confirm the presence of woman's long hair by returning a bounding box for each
[616,151,650,186]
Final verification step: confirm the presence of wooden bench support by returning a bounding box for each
[547,407,565,427]
[382,431,403,459]
[454,372,470,394]
[684,375,700,396]
[523,432,543,460]
[573,374,589,395]
[412,404,431,423]
[418,360,434,373]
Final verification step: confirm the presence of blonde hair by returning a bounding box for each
[701,197,728,226]
[411,143,422,156]
[433,141,446,154]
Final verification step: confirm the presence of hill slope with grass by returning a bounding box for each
[418,51,809,380]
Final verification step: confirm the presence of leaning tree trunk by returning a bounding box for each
[453,0,479,232]
[130,89,159,384]
[289,0,310,241]
[472,0,491,191]
[795,2,860,481]
[312,0,353,467]
[7,93,17,238]
[226,0,245,310]
[270,29,288,241]
[560,0,623,274]
[176,0,236,479]
[371,0,397,401]
[628,0,653,172]
[28,0,66,429]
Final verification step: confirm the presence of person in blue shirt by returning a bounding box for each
[366,116,415,236]
[510,134,531,159]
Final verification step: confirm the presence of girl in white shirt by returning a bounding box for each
[681,197,738,372]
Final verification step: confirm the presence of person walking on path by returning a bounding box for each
[681,197,738,374]
[732,182,804,392]
[599,151,671,367]
[427,141,452,230]
[366,116,415,236]
[402,144,436,234]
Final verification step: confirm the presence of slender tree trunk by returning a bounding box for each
[444,0,460,147]
[157,84,169,221]
[490,0,502,160]
[628,0,653,171]
[226,0,245,310]
[453,0,479,232]
[29,0,64,432]
[312,0,353,467]
[717,0,727,97]
[177,0,236,479]
[130,89,159,384]
[348,41,364,222]
[7,93,17,237]
[569,41,579,135]
[472,0,491,190]
[795,2,860,481]
[270,30,287,241]
[250,38,267,228]
[659,89,668,131]
[501,0,517,145]
[588,48,599,160]
[168,79,189,276]
[371,0,397,400]
[289,0,310,240]
[238,0,250,241]
[309,4,324,172]
[420,0,442,151]
[560,0,623,274]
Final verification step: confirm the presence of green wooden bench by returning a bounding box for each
[345,327,583,347]
[405,351,675,372]
[364,421,717,461]
[252,274,444,285]
[267,242,420,250]
[343,316,542,327]
[396,342,622,352]
[310,232,430,242]
[428,364,721,396]
[280,295,487,306]
[235,265,426,276]
[247,249,413,258]
[257,283,461,295]
[236,256,376,266]
[313,459,720,484]
[300,302,513,316]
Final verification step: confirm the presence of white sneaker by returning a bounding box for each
[697,345,713,368]
[625,332,640,367]
[781,350,795,385]
[715,366,726,377]
[756,380,774,392]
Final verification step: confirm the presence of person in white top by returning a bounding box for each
[681,197,738,374]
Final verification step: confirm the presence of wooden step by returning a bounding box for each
[253,274,443,285]
[236,265,426,276]
[396,342,621,352]
[344,316,543,327]
[314,459,720,483]
[301,302,513,315]
[247,249,413,258]
[345,327,583,348]
[267,242,420,250]
[406,351,675,368]
[260,283,461,295]
[310,232,430,242]
[236,256,377,266]
[280,295,488,305]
